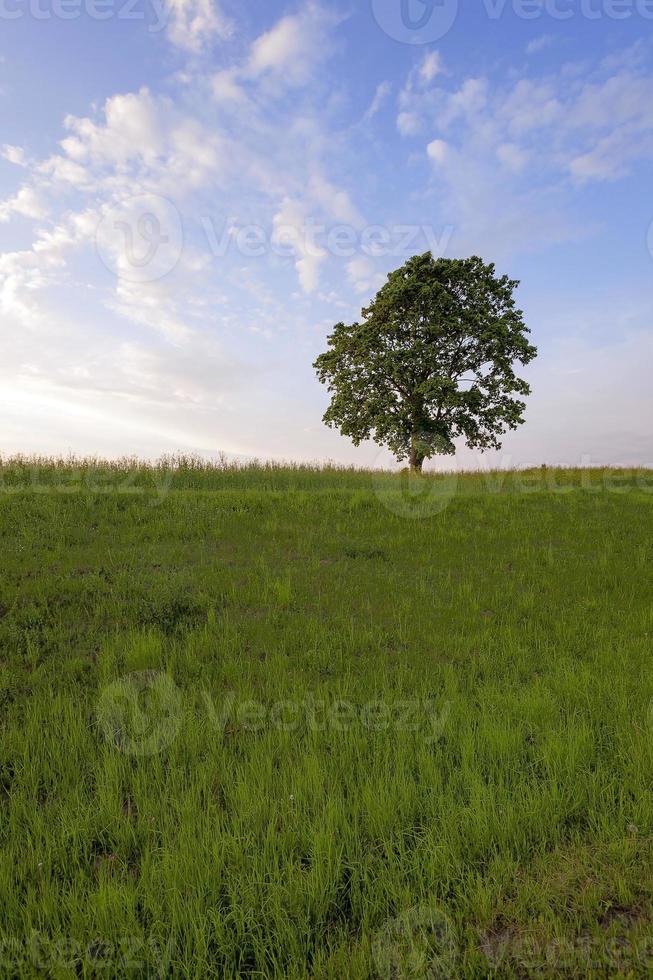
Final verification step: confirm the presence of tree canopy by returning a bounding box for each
[314,253,537,471]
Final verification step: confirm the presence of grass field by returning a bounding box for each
[1,456,652,978]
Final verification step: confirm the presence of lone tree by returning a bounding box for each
[314,253,537,472]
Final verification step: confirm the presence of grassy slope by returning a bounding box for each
[1,460,652,977]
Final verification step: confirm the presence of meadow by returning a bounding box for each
[1,455,652,978]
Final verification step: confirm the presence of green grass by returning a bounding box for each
[1,456,652,978]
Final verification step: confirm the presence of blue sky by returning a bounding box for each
[1,0,652,468]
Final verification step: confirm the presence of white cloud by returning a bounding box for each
[526,34,555,55]
[426,139,448,164]
[0,248,63,324]
[397,111,422,136]
[419,51,443,84]
[52,89,228,196]
[211,67,247,102]
[396,50,445,135]
[363,81,391,121]
[440,78,488,125]
[0,207,100,325]
[265,175,366,293]
[0,185,46,223]
[272,197,326,293]
[346,255,382,295]
[60,89,165,167]
[248,14,303,74]
[498,78,561,133]
[165,0,233,53]
[245,4,337,88]
[110,279,195,345]
[1,144,27,166]
[400,51,653,256]
[0,82,238,391]
[308,175,364,228]
[38,154,89,188]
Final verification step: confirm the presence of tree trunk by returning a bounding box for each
[409,442,424,473]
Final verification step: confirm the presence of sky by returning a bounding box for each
[1,0,652,470]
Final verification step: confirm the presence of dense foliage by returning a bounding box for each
[314,253,537,470]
